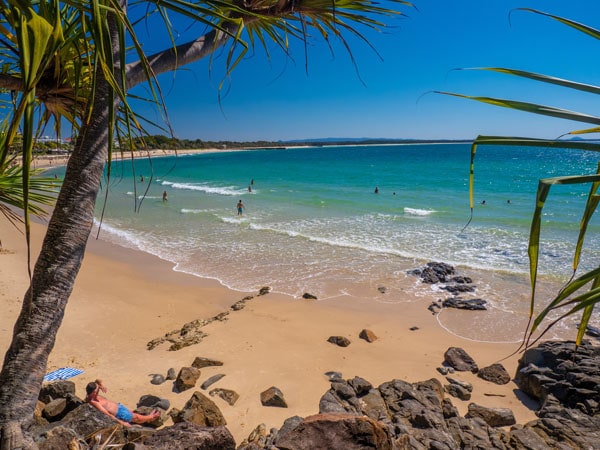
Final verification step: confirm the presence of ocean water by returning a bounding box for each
[47,143,600,342]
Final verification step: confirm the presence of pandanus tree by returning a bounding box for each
[441,9,600,349]
[0,0,412,447]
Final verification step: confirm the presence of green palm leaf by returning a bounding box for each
[451,7,600,349]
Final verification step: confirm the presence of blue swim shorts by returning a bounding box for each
[115,403,133,422]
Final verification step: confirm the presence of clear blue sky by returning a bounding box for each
[132,1,599,142]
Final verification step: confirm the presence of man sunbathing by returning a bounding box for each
[85,379,160,427]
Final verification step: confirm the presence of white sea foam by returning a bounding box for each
[404,207,435,216]
[162,180,246,196]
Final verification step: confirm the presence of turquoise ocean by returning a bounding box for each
[48,143,600,342]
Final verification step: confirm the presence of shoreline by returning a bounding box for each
[0,218,541,443]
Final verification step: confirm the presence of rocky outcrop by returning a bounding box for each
[142,422,235,450]
[273,413,395,450]
[29,340,600,449]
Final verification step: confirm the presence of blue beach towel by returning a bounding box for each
[43,367,84,382]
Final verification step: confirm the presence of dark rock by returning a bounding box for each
[274,416,304,445]
[428,302,442,314]
[150,374,165,385]
[230,300,247,311]
[135,406,165,428]
[377,286,387,294]
[444,383,471,401]
[41,394,83,423]
[325,371,342,381]
[209,388,240,406]
[192,357,224,369]
[39,381,76,404]
[409,326,419,331]
[274,413,395,450]
[201,373,225,390]
[171,391,226,426]
[258,286,271,295]
[515,340,600,412]
[52,403,123,438]
[42,399,68,422]
[442,284,476,294]
[585,324,600,338]
[137,395,170,411]
[348,376,372,396]
[478,363,511,385]
[36,425,81,450]
[442,297,486,310]
[260,386,288,408]
[451,276,473,284]
[327,336,351,347]
[466,403,516,427]
[166,368,176,380]
[419,262,455,283]
[446,377,473,392]
[142,422,235,450]
[358,329,377,343]
[302,292,317,300]
[444,347,478,373]
[174,366,201,392]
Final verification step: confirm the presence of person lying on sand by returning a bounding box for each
[85,379,160,427]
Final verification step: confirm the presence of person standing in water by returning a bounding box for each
[237,199,245,216]
[162,191,168,202]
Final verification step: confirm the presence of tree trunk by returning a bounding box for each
[0,40,114,450]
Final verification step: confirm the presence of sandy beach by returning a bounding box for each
[0,200,541,443]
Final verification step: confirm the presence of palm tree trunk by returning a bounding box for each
[0,34,115,450]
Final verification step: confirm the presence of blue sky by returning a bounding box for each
[132,1,599,142]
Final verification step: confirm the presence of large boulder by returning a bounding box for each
[39,381,76,404]
[171,391,226,427]
[273,413,395,450]
[142,422,235,450]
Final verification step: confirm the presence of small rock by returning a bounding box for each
[166,368,177,380]
[477,363,511,385]
[302,292,318,300]
[377,286,387,294]
[428,302,441,314]
[442,297,486,310]
[409,326,419,331]
[260,387,288,408]
[150,374,165,385]
[192,357,224,369]
[174,367,201,392]
[446,377,473,392]
[201,374,225,390]
[258,287,271,295]
[209,388,240,406]
[359,329,377,343]
[327,336,351,347]
[444,383,471,401]
[325,371,343,381]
